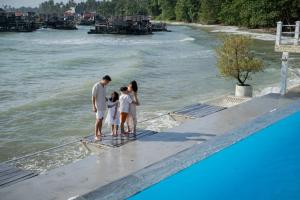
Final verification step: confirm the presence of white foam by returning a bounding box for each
[68,196,79,200]
[254,67,300,97]
[164,21,276,41]
[138,111,179,132]
[180,37,195,42]
[31,37,172,46]
[255,86,281,97]
[210,26,276,41]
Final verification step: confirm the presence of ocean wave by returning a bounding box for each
[31,38,95,45]
[14,143,91,173]
[287,68,300,88]
[264,67,277,72]
[0,47,17,52]
[30,35,182,46]
[138,111,180,132]
[179,37,195,42]
[254,68,300,97]
[255,86,281,96]
[8,110,179,173]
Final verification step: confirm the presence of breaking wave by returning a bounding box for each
[180,37,195,42]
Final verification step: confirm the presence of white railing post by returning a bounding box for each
[294,21,300,45]
[280,52,289,95]
[276,21,282,46]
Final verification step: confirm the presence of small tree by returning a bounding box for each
[216,36,264,86]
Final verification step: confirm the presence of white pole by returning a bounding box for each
[294,21,300,45]
[276,21,282,46]
[280,52,289,95]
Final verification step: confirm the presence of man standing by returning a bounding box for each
[92,75,111,141]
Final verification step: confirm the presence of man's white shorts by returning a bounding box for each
[96,110,105,120]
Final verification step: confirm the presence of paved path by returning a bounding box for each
[1,91,300,200]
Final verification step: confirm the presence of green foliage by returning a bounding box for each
[6,0,299,28]
[276,0,300,24]
[219,0,300,28]
[218,0,241,26]
[216,36,264,86]
[112,0,149,16]
[175,0,200,22]
[218,0,275,28]
[97,0,116,16]
[38,0,80,14]
[38,0,63,14]
[159,0,177,20]
[199,0,222,24]
[175,0,188,21]
[148,0,162,17]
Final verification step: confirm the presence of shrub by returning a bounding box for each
[216,36,264,86]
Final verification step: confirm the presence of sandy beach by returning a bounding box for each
[152,21,276,41]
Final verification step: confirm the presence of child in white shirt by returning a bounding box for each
[119,87,137,135]
[105,91,120,136]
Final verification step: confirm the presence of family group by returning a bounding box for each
[92,75,140,141]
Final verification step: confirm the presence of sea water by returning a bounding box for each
[0,25,298,171]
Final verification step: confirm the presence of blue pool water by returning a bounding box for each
[129,111,300,200]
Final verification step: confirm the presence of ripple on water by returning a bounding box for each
[0,25,290,171]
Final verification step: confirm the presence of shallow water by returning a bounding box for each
[0,25,298,171]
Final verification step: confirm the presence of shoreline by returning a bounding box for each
[2,89,300,200]
[152,20,276,41]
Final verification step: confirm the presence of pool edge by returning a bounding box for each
[77,99,300,200]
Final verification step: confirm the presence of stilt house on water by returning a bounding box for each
[44,15,77,30]
[88,15,152,35]
[44,7,77,30]
[79,12,96,25]
[0,9,39,32]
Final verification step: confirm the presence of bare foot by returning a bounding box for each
[94,136,102,142]
[121,132,129,137]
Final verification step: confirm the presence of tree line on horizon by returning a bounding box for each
[2,0,300,28]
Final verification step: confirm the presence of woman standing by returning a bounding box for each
[127,80,139,135]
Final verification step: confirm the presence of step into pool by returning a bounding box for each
[129,111,300,200]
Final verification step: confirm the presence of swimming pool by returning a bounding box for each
[129,111,300,200]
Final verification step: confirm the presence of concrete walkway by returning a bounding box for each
[1,90,300,200]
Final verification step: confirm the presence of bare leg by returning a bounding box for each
[94,119,101,140]
[126,117,131,133]
[133,124,137,134]
[133,117,137,134]
[95,119,99,137]
[95,118,103,140]
[116,125,119,136]
[120,113,128,135]
[127,115,133,133]
[111,125,114,136]
[121,122,125,134]
[98,118,103,136]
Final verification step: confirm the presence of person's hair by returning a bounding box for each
[102,75,111,82]
[130,80,138,92]
[110,91,119,102]
[120,86,128,92]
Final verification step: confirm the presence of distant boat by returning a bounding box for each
[88,15,152,35]
[45,16,77,30]
[152,22,171,32]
